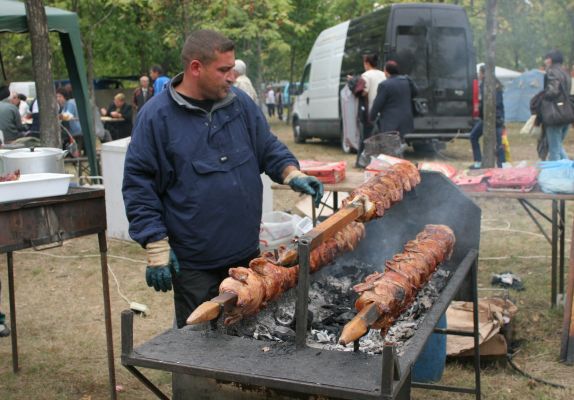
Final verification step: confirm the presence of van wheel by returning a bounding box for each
[293,118,306,143]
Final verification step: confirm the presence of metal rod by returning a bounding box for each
[295,238,311,349]
[433,328,475,337]
[411,382,477,394]
[552,200,558,307]
[560,200,565,298]
[333,191,339,212]
[7,251,18,373]
[472,257,482,400]
[518,199,551,244]
[520,199,553,224]
[99,232,117,400]
[124,365,170,400]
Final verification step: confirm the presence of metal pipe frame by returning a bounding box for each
[517,199,566,307]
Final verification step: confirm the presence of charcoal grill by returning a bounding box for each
[121,171,482,400]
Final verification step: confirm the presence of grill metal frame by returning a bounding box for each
[121,172,482,399]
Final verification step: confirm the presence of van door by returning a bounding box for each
[429,9,474,119]
[390,5,475,137]
[390,8,432,133]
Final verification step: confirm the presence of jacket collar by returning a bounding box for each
[168,72,236,113]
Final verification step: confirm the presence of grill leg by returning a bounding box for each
[99,232,117,400]
[7,252,18,373]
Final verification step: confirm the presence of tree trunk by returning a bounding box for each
[482,0,497,168]
[25,0,61,149]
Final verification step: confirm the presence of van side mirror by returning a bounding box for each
[291,84,302,95]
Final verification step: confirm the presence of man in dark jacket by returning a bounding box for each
[123,29,323,328]
[541,49,571,160]
[469,65,506,168]
[132,75,154,114]
[369,60,416,139]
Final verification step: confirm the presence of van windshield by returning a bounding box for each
[395,26,428,87]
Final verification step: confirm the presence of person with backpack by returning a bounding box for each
[540,49,572,161]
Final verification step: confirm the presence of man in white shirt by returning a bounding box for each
[265,86,275,118]
[355,54,386,167]
[361,53,386,123]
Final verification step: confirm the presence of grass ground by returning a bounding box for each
[0,119,573,399]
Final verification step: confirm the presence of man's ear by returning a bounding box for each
[189,60,202,77]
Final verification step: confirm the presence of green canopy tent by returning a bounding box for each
[0,0,99,176]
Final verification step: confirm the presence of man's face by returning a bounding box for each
[194,51,235,101]
[140,77,149,88]
[10,95,19,105]
[56,93,66,106]
[149,70,158,80]
[114,98,124,108]
[544,57,552,68]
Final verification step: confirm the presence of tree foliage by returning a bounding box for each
[1,0,573,89]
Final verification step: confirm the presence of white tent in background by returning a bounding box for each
[476,63,522,86]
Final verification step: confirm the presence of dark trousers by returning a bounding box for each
[470,120,505,167]
[172,251,260,328]
[266,104,275,117]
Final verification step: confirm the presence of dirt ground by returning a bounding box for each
[0,118,573,399]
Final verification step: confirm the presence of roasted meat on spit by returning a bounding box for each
[342,162,420,222]
[339,224,455,345]
[188,222,366,325]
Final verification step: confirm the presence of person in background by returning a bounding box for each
[132,75,154,114]
[0,84,26,144]
[57,87,83,155]
[233,59,258,102]
[100,93,133,140]
[356,53,386,166]
[275,86,284,121]
[469,65,506,168]
[369,60,416,140]
[541,49,571,161]
[10,92,30,121]
[150,65,170,95]
[122,29,323,329]
[265,86,275,118]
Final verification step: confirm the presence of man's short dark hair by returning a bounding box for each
[384,60,400,75]
[545,49,563,64]
[181,29,235,68]
[363,53,379,68]
[150,65,164,75]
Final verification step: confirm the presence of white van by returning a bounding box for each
[292,3,477,152]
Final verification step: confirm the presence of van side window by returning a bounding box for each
[396,26,428,87]
[301,64,311,92]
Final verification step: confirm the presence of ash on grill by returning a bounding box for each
[222,258,450,356]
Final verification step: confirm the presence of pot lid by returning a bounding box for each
[1,147,65,159]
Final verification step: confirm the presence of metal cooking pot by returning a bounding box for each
[1,147,67,174]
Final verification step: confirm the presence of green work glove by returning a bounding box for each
[284,170,324,208]
[145,238,180,292]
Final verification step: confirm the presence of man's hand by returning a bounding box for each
[284,170,324,208]
[145,238,179,292]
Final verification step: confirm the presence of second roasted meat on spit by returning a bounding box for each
[217,222,366,325]
[339,224,455,344]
